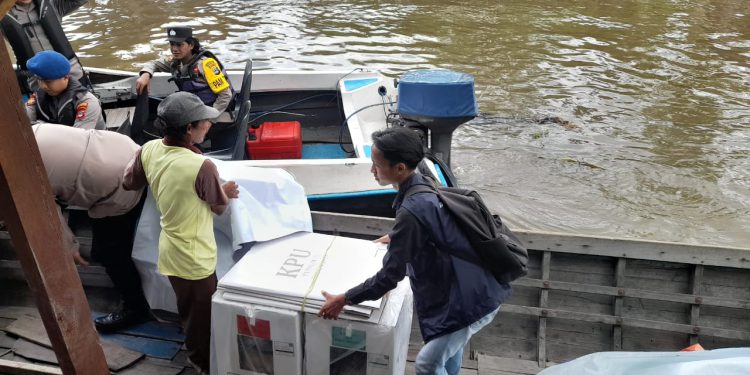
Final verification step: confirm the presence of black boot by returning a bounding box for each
[94,308,152,333]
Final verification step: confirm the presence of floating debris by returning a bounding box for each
[560,157,604,170]
[538,116,580,130]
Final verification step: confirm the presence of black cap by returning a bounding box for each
[166,26,192,43]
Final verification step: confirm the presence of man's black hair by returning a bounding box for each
[157,118,202,139]
[371,127,424,169]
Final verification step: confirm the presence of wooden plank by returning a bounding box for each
[537,251,550,368]
[701,266,750,300]
[471,314,537,360]
[109,319,185,343]
[0,331,16,349]
[13,338,57,365]
[0,307,39,320]
[405,361,478,375]
[613,258,626,350]
[0,35,108,374]
[500,304,750,341]
[516,230,750,269]
[689,265,703,345]
[478,354,544,374]
[549,253,614,286]
[100,333,181,360]
[548,290,613,316]
[117,357,182,375]
[0,358,62,375]
[512,278,750,310]
[622,326,688,351]
[0,0,15,18]
[0,260,112,287]
[0,317,14,330]
[5,315,144,371]
[311,211,393,237]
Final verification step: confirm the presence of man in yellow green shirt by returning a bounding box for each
[123,91,239,375]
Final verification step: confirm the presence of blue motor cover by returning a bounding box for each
[398,70,477,119]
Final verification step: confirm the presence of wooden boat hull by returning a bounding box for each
[3,213,750,373]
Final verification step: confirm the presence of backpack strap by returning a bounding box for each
[402,183,484,268]
[403,184,435,200]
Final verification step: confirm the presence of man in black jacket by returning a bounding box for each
[319,127,511,375]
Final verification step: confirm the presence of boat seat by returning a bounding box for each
[204,60,253,161]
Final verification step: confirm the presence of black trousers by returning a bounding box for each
[169,273,217,373]
[89,192,150,313]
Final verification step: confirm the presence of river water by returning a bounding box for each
[62,0,750,248]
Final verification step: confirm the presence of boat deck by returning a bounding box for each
[3,212,750,374]
[0,305,543,374]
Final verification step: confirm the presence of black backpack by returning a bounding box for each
[405,184,529,284]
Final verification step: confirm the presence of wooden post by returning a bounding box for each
[537,251,551,368]
[0,9,109,375]
[612,258,626,350]
[689,265,704,345]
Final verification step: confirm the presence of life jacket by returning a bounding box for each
[170,50,234,107]
[35,78,89,126]
[1,0,77,70]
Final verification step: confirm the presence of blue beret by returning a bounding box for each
[27,51,71,80]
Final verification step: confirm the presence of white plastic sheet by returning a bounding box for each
[132,163,313,313]
[538,348,750,375]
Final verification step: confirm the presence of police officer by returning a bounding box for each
[135,26,234,124]
[25,50,104,129]
[2,0,88,94]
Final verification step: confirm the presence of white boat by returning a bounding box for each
[88,64,470,217]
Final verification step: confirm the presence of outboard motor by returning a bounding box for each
[396,69,477,166]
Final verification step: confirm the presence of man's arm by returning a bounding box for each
[123,148,147,191]
[195,159,238,215]
[72,94,103,129]
[319,209,422,319]
[55,205,88,266]
[25,94,38,123]
[136,57,172,94]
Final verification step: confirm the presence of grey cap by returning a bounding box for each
[157,92,220,126]
[166,26,192,42]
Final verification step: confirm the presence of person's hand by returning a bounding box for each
[71,250,89,267]
[373,234,390,244]
[222,181,239,199]
[135,73,151,94]
[318,291,347,320]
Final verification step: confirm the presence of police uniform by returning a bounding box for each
[24,50,104,129]
[2,0,87,92]
[139,27,234,123]
[26,84,105,129]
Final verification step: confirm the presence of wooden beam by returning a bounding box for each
[311,211,393,237]
[0,30,109,375]
[501,304,750,341]
[517,230,750,269]
[0,358,62,375]
[537,251,550,368]
[689,265,703,345]
[512,278,750,310]
[0,0,15,19]
[612,258,626,350]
